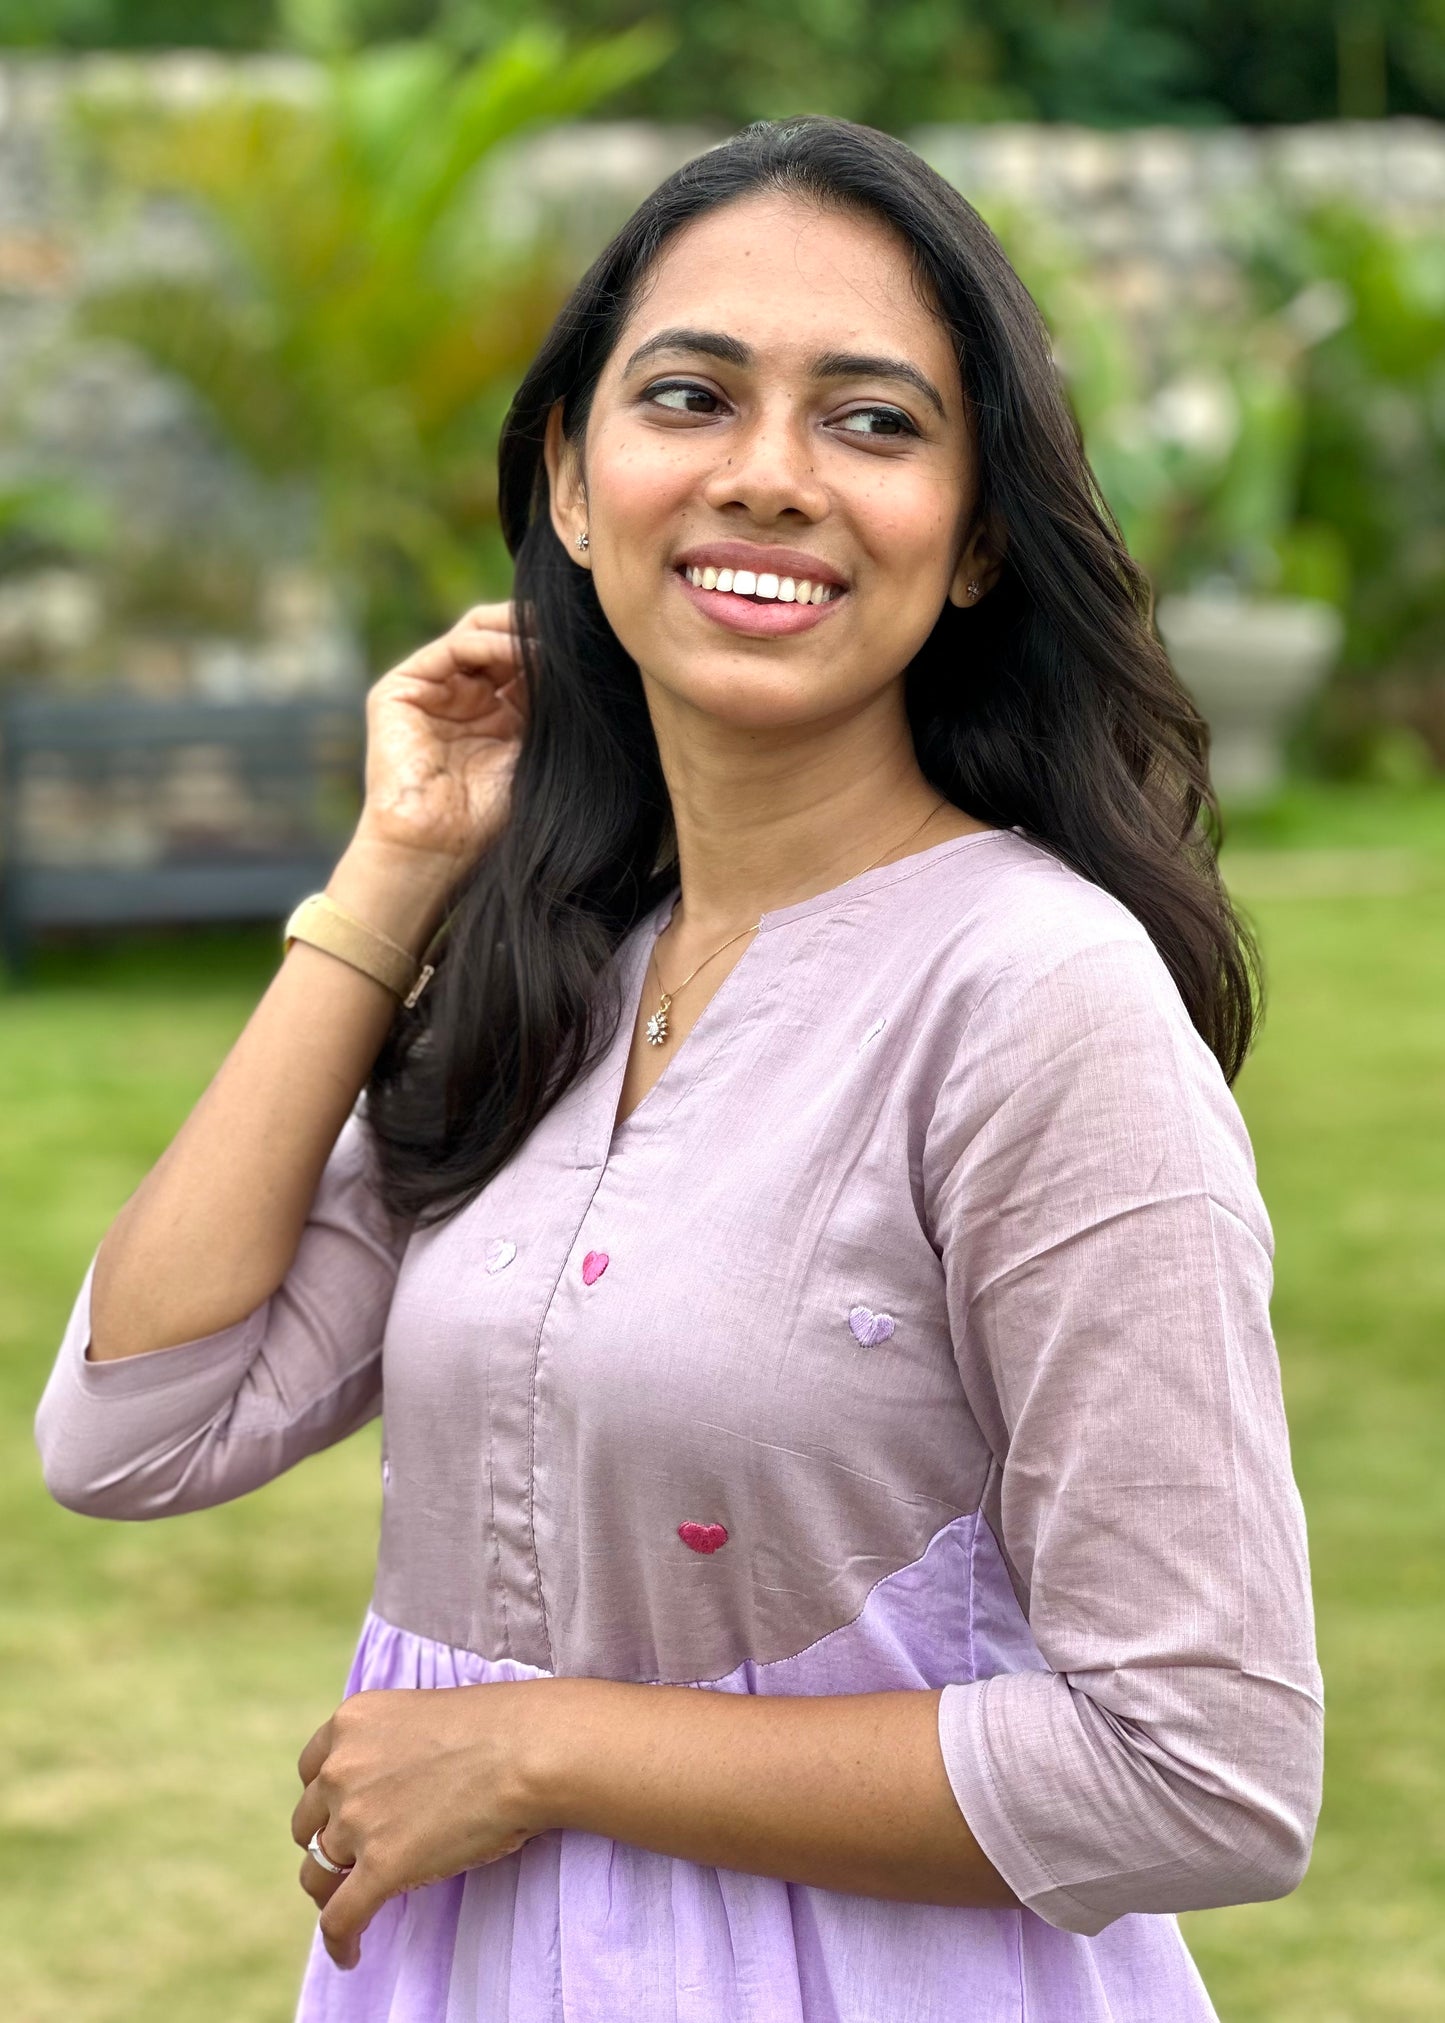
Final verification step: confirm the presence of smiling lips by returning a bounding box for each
[673,556,846,636]
[683,563,838,606]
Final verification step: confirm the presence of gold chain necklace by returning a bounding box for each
[643,797,949,1048]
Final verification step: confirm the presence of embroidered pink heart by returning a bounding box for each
[485,1237,516,1274]
[581,1249,609,1285]
[677,1521,729,1554]
[848,1304,896,1347]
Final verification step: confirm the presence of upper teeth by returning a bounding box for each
[685,566,837,604]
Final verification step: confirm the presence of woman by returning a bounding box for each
[36,116,1322,2023]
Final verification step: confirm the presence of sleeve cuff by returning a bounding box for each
[938,1675,1121,1935]
[34,1244,274,1515]
[66,1245,271,1399]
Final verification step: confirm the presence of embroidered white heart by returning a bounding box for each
[485,1238,517,1274]
[848,1304,896,1347]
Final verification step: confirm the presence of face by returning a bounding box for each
[545,190,998,733]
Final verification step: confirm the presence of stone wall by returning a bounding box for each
[1,53,1442,702]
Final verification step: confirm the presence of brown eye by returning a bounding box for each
[647,381,721,415]
[836,406,917,438]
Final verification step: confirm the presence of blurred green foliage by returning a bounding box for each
[4,0,1445,125]
[59,60,1444,739]
[0,477,110,571]
[985,192,1445,758]
[72,20,668,661]
[14,0,1441,751]
[1243,206,1445,687]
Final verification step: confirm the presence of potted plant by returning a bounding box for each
[984,198,1350,801]
[1093,315,1347,802]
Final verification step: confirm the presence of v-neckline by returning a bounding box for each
[585,826,1011,1165]
[605,888,761,1151]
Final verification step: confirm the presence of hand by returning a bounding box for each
[351,601,530,880]
[291,1682,548,1970]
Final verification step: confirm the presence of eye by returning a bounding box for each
[643,378,724,415]
[834,405,919,439]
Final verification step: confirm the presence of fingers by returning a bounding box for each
[389,631,520,687]
[292,1706,374,1968]
[386,634,530,720]
[318,1860,389,1972]
[291,1777,328,1852]
[298,1847,347,1915]
[297,1718,333,1789]
[294,1783,357,1928]
[457,601,517,634]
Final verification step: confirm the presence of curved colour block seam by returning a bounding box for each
[365,1506,990,1691]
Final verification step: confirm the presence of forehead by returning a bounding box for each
[608,190,959,399]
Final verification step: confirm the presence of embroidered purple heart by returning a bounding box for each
[485,1237,516,1274]
[848,1304,896,1347]
[581,1249,609,1285]
[677,1521,729,1554]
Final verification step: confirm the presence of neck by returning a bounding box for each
[645,678,974,943]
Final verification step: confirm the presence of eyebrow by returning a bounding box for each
[622,327,947,418]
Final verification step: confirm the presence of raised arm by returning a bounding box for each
[35,604,528,1516]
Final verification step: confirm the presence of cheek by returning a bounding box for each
[848,469,961,592]
[588,422,698,541]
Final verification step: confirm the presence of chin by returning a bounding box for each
[660,659,861,732]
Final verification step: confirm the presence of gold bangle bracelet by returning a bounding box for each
[282,892,436,1008]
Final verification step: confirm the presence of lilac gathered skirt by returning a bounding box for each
[295,1517,1218,2023]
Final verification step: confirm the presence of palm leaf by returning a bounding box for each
[69,26,669,652]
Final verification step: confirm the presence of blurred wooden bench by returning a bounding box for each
[0,692,365,977]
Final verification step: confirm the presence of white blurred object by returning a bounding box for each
[191,566,363,700]
[0,567,103,664]
[1148,372,1240,460]
[1281,279,1352,347]
[1156,591,1344,799]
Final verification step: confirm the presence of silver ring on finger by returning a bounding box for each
[307,1827,355,1876]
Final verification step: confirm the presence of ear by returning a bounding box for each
[544,401,590,566]
[948,516,1006,609]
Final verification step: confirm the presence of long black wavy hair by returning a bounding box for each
[364,114,1259,1228]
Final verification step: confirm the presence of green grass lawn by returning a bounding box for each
[3,787,1444,2021]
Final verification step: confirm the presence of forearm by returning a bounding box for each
[522,1680,1015,1908]
[89,833,453,1362]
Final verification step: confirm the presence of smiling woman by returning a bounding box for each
[35,116,1320,2023]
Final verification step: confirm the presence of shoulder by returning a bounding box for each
[875,829,1185,1048]
[902,837,1263,1235]
[891,829,1259,1168]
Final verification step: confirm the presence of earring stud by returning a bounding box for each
[576,530,589,552]
[966,580,980,599]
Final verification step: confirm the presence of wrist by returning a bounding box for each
[508,1677,600,1837]
[327,834,460,959]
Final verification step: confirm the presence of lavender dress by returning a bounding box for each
[36,830,1323,2023]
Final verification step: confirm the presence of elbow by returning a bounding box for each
[1178,1784,1318,1913]
[38,1445,216,1522]
[1252,1824,1315,1906]
[1037,1781,1321,1938]
[35,1427,146,1521]
[1187,1691,1324,1913]
[34,1390,191,1522]
[1128,1697,1324,1924]
[1147,1716,1324,1920]
[1032,1691,1324,1936]
[39,1459,118,1522]
[34,1400,99,1517]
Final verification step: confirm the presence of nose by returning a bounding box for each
[700,399,829,524]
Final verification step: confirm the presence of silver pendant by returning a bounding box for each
[645,994,671,1046]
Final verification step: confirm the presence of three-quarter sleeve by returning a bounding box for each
[923,925,1323,1936]
[35,1098,410,1520]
